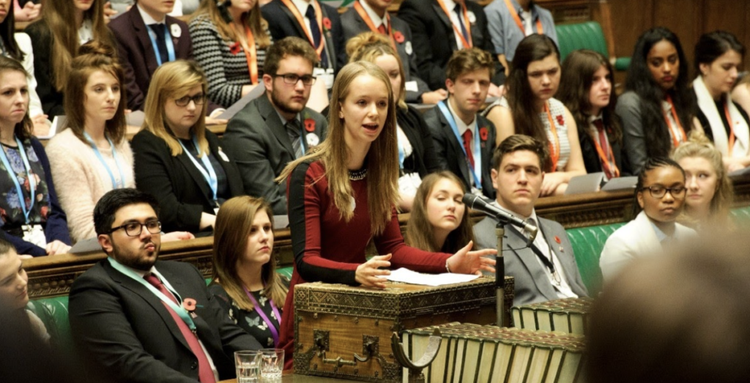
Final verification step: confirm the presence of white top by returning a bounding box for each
[538,98,571,171]
[359,0,388,29]
[78,19,94,45]
[441,0,467,49]
[447,98,478,187]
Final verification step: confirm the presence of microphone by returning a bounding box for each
[462,194,538,242]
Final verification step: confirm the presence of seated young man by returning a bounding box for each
[474,134,588,305]
[0,238,49,343]
[423,47,497,198]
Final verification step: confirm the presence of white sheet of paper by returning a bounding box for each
[216,85,266,120]
[565,172,604,195]
[386,267,479,286]
[601,176,638,191]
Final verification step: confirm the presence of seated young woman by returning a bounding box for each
[405,171,473,253]
[599,157,695,282]
[0,238,49,342]
[275,61,496,368]
[189,0,272,108]
[487,34,586,196]
[0,56,70,257]
[693,31,749,172]
[558,49,629,179]
[616,27,698,174]
[346,32,441,211]
[673,133,734,229]
[131,60,244,235]
[210,196,288,348]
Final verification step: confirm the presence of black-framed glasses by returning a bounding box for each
[174,94,206,107]
[272,73,317,86]
[108,220,162,237]
[640,185,686,199]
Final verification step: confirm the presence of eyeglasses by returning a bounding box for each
[108,220,162,237]
[640,185,686,199]
[174,94,206,107]
[272,73,317,86]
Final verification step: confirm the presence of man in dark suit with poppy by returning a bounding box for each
[424,48,497,199]
[222,37,328,215]
[69,189,262,383]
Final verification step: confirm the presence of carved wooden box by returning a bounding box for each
[293,276,515,382]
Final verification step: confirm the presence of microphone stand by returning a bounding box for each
[495,219,507,327]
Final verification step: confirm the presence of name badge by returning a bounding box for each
[314,67,335,90]
[398,172,422,197]
[22,224,46,247]
[405,81,418,93]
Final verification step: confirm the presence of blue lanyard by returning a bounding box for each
[147,24,176,66]
[84,132,126,189]
[179,136,218,203]
[437,101,482,187]
[0,137,35,223]
[107,258,196,331]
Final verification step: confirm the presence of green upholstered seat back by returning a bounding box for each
[555,21,609,61]
[26,296,72,352]
[566,223,624,295]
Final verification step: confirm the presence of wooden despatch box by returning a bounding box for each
[293,276,515,382]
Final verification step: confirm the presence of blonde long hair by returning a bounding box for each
[277,62,399,235]
[346,32,407,110]
[142,60,210,157]
[192,0,271,48]
[212,196,287,311]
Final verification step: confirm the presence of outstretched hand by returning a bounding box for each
[446,241,496,276]
[355,253,392,289]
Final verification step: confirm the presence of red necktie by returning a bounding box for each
[144,274,217,383]
[593,119,615,179]
[377,24,386,34]
[462,129,475,169]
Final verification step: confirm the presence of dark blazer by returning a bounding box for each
[398,0,504,90]
[423,104,496,198]
[579,126,630,177]
[131,129,244,234]
[261,0,347,74]
[222,94,327,215]
[25,19,64,118]
[109,6,193,111]
[2,138,70,257]
[69,259,262,383]
[474,215,589,306]
[396,105,442,178]
[340,7,432,101]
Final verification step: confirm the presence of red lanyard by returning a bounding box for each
[723,101,737,157]
[352,1,397,51]
[435,0,472,48]
[544,102,560,171]
[280,0,326,60]
[663,95,687,148]
[230,24,258,84]
[591,122,620,178]
[503,0,543,35]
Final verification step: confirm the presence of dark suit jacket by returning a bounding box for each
[25,19,64,118]
[396,105,442,178]
[579,128,631,177]
[109,6,193,111]
[423,104,496,198]
[340,7,432,101]
[222,94,327,215]
[261,0,347,74]
[474,215,589,306]
[131,129,244,234]
[69,260,262,383]
[398,0,504,90]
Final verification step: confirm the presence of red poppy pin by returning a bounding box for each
[40,206,48,218]
[229,42,242,55]
[479,127,489,141]
[182,298,197,312]
[554,236,562,244]
[322,17,331,31]
[304,118,315,132]
[555,115,565,126]
[393,31,405,43]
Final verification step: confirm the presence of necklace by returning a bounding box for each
[348,168,367,181]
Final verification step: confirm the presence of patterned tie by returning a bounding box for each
[148,24,170,66]
[453,3,469,43]
[305,4,328,68]
[144,274,216,383]
[462,129,475,170]
[286,119,304,158]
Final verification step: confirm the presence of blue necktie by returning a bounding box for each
[453,3,468,43]
[305,4,328,68]
[149,24,170,66]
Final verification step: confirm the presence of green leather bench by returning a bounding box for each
[555,21,630,71]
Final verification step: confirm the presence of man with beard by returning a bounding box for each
[223,37,328,215]
[68,189,261,383]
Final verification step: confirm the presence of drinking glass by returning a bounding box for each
[259,348,284,381]
[234,350,260,383]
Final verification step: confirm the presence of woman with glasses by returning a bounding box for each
[131,60,244,235]
[599,157,695,282]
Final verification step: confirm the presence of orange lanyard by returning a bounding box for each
[591,125,620,178]
[280,0,326,60]
[663,95,687,148]
[230,24,258,84]
[435,0,472,48]
[503,0,543,36]
[723,101,737,157]
[352,1,397,51]
[544,102,560,172]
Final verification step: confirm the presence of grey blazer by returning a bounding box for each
[222,94,328,215]
[474,215,589,306]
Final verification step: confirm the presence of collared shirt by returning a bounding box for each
[440,0,466,50]
[137,4,167,25]
[447,98,478,186]
[359,0,388,29]
[648,218,672,244]
[491,201,578,299]
[484,0,558,61]
[78,18,94,45]
[291,0,316,36]
[587,114,607,147]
